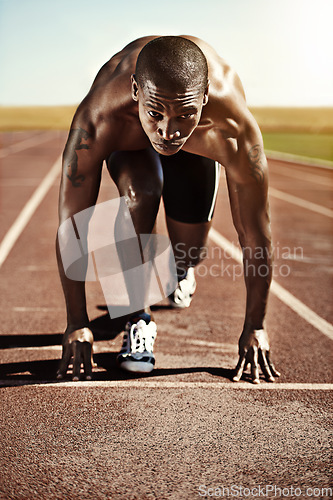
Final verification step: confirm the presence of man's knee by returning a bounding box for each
[107,149,163,209]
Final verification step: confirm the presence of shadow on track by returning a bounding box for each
[0,353,235,387]
[0,303,178,351]
[0,309,129,350]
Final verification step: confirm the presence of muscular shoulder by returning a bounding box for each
[90,35,158,89]
[182,41,252,142]
[72,36,160,126]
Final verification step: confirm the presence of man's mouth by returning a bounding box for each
[153,142,182,152]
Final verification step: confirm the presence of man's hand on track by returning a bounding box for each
[233,326,280,384]
[57,327,94,381]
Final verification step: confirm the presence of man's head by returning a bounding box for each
[132,36,209,155]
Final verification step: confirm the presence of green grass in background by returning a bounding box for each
[250,107,333,134]
[263,132,333,162]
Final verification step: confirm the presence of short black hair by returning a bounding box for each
[135,36,208,93]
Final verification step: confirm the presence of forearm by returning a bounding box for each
[227,168,272,329]
[242,241,272,329]
[56,235,89,330]
[57,124,104,330]
[223,103,280,382]
[226,119,272,328]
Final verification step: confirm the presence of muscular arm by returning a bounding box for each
[226,136,271,328]
[56,112,111,380]
[225,112,280,383]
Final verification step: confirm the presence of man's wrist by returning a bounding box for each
[65,321,90,334]
[243,319,265,332]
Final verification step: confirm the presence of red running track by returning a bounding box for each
[0,131,332,499]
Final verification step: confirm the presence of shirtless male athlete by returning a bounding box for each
[56,35,280,384]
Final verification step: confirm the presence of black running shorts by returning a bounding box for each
[160,149,221,224]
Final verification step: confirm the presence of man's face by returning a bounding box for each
[132,75,208,156]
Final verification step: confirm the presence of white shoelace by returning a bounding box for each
[129,320,155,354]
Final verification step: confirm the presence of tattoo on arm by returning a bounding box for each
[247,144,266,184]
[64,128,90,187]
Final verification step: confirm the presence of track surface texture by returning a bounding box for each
[0,131,332,499]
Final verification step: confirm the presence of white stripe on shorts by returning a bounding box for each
[207,162,221,221]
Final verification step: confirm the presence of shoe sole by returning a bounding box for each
[168,298,191,309]
[119,360,155,373]
[168,290,195,308]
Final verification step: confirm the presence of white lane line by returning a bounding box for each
[183,339,237,352]
[18,265,55,271]
[5,345,63,352]
[269,163,332,186]
[0,155,61,269]
[1,178,42,187]
[270,281,333,339]
[266,150,333,169]
[0,380,332,390]
[0,132,53,158]
[209,228,333,341]
[269,187,333,218]
[12,307,62,312]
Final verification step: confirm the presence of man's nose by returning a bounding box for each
[158,120,180,141]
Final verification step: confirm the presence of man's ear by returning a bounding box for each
[131,74,139,102]
[203,80,210,106]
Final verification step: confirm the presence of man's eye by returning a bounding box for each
[148,111,161,118]
[180,113,194,119]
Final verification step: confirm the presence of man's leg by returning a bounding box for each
[107,147,163,300]
[108,148,163,234]
[161,150,221,307]
[166,217,212,278]
[107,148,163,372]
[165,217,212,308]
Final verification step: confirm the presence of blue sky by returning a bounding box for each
[0,0,332,106]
